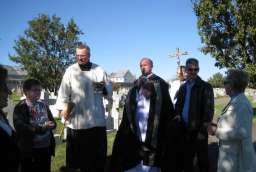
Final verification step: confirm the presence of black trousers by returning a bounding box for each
[182,131,209,172]
[162,121,184,172]
[66,127,107,172]
[20,147,51,172]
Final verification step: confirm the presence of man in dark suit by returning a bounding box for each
[175,58,214,172]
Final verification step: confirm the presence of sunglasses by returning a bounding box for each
[187,68,199,72]
[223,80,230,85]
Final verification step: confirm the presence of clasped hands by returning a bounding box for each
[42,121,55,129]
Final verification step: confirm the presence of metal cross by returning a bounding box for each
[169,48,188,66]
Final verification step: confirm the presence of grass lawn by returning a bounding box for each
[214,95,256,122]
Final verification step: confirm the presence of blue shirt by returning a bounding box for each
[182,80,195,125]
[0,116,12,136]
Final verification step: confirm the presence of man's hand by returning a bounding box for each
[172,115,181,122]
[61,110,70,121]
[61,102,75,121]
[43,121,55,129]
[207,123,217,135]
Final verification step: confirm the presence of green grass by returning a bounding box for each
[214,95,256,121]
[53,118,64,135]
[214,104,225,117]
[51,143,66,172]
[10,91,22,104]
[107,131,117,155]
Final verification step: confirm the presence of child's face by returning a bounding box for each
[25,85,42,101]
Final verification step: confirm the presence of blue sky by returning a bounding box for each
[0,0,225,80]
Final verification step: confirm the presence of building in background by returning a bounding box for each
[3,65,27,92]
[109,69,136,83]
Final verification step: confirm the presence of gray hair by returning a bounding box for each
[77,42,91,54]
[140,57,153,67]
[225,69,249,92]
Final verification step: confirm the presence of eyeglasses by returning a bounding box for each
[187,68,199,72]
[76,54,88,58]
[30,88,42,92]
[223,80,230,85]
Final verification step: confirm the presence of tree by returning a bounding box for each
[192,0,256,87]
[207,72,224,88]
[10,14,83,93]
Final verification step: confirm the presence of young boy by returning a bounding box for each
[13,78,56,172]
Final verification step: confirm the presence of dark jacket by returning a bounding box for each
[13,100,56,159]
[175,76,214,135]
[110,74,175,171]
[0,111,20,172]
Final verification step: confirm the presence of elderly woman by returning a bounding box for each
[209,69,256,172]
[0,65,20,172]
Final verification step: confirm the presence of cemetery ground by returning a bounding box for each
[51,96,256,172]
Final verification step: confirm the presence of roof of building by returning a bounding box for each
[110,69,134,78]
[2,65,27,76]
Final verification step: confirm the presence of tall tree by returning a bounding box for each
[207,72,224,88]
[10,14,83,93]
[192,0,256,87]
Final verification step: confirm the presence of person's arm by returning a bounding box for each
[216,102,251,141]
[174,85,185,119]
[200,84,214,136]
[102,71,113,99]
[55,70,72,120]
[45,104,57,130]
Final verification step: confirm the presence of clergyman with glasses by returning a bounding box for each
[174,58,214,172]
[56,43,113,172]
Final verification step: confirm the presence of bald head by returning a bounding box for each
[140,58,153,76]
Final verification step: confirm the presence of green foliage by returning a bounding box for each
[10,14,83,94]
[192,0,256,88]
[10,91,22,104]
[207,72,225,88]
